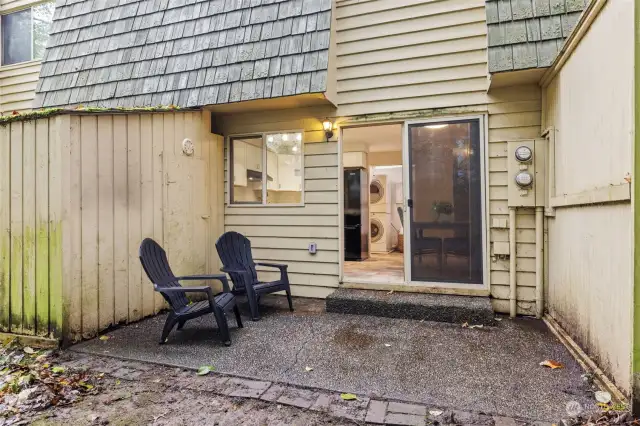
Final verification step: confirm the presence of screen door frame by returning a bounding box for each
[402,115,489,291]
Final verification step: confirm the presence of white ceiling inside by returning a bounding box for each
[342,124,402,152]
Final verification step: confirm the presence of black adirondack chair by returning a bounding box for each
[139,238,243,346]
[215,231,293,321]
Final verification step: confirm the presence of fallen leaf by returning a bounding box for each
[23,347,35,354]
[153,379,161,383]
[462,322,469,328]
[384,344,391,347]
[495,317,503,321]
[595,391,612,404]
[304,366,313,372]
[196,366,214,376]
[429,409,443,416]
[51,366,65,374]
[115,380,121,385]
[469,324,484,329]
[340,393,358,401]
[99,335,110,341]
[539,360,564,369]
[387,290,394,295]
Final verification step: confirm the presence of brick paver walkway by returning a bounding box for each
[57,351,551,425]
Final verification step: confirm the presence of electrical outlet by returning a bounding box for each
[308,243,317,254]
[493,242,510,256]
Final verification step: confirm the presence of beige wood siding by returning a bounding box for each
[487,84,542,314]
[0,111,224,341]
[334,0,488,116]
[216,106,339,299]
[0,0,48,113]
[543,0,633,393]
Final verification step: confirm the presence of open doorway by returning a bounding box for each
[342,124,405,285]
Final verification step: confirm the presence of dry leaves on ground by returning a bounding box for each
[0,339,100,425]
[539,360,564,369]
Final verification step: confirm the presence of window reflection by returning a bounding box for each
[266,133,302,204]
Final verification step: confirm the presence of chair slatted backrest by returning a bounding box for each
[139,238,188,310]
[216,232,257,291]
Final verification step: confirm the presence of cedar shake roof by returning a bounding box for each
[486,0,587,72]
[34,0,331,108]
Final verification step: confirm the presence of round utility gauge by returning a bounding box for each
[182,138,194,156]
[515,171,533,188]
[515,145,533,162]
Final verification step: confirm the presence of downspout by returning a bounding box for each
[509,207,517,318]
[535,206,544,318]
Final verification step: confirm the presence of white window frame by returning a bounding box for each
[227,129,305,207]
[0,1,54,68]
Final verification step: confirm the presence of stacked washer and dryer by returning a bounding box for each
[369,174,397,253]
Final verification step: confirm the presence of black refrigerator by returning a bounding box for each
[344,168,369,261]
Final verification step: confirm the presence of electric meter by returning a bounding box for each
[515,171,533,188]
[515,145,533,162]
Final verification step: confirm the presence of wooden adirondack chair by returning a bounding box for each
[215,231,293,321]
[139,238,243,346]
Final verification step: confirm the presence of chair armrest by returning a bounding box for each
[254,262,288,271]
[175,274,231,293]
[154,285,216,309]
[155,285,212,294]
[221,267,251,274]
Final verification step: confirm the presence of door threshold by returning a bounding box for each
[340,280,489,297]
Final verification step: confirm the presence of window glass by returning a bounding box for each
[265,133,302,205]
[1,2,54,66]
[231,136,264,204]
[2,9,31,65]
[32,2,55,61]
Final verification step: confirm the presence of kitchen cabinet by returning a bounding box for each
[267,149,278,190]
[233,140,247,187]
[245,142,262,172]
[277,154,302,191]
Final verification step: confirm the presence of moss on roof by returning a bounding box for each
[0,105,194,126]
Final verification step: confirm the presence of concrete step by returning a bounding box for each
[325,288,496,326]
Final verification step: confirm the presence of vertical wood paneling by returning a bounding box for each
[80,116,99,338]
[10,122,23,333]
[67,116,83,338]
[190,112,208,279]
[151,114,165,312]
[0,124,10,331]
[97,116,115,330]
[127,115,143,322]
[112,115,129,324]
[2,111,222,341]
[140,115,155,317]
[543,0,633,393]
[35,119,49,336]
[49,115,70,338]
[22,122,36,334]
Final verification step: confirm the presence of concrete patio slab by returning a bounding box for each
[71,297,595,422]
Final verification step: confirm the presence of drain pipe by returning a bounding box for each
[535,207,544,318]
[509,207,517,318]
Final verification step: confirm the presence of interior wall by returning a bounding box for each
[543,0,633,393]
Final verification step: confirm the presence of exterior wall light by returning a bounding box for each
[322,119,334,141]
